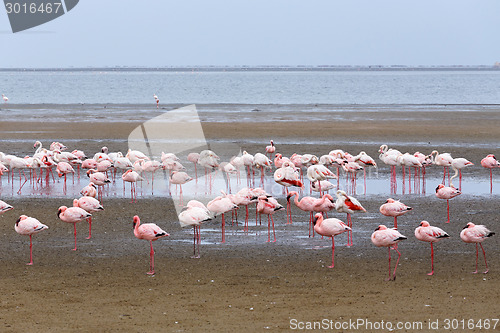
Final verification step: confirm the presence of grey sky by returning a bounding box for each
[1,0,499,67]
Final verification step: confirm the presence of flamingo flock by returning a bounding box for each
[0,140,498,278]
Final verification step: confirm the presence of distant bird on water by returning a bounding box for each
[2,94,8,103]
[154,94,159,109]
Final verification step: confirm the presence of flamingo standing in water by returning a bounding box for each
[2,94,8,103]
[414,221,450,275]
[178,203,211,258]
[57,205,92,251]
[170,171,193,205]
[15,215,48,265]
[122,170,144,203]
[80,182,97,198]
[87,169,111,202]
[207,194,237,243]
[451,157,473,191]
[287,191,316,237]
[371,225,407,281]
[481,154,500,193]
[257,195,284,243]
[313,213,350,268]
[379,198,412,229]
[265,140,275,158]
[187,153,200,181]
[460,222,495,274]
[435,184,461,223]
[133,215,169,275]
[379,146,400,194]
[431,150,453,185]
[73,197,104,239]
[56,162,75,193]
[154,94,159,109]
[0,200,14,215]
[334,190,366,246]
[274,164,303,224]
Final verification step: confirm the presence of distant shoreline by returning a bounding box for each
[1,66,499,72]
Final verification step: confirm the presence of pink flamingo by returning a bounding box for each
[170,171,193,205]
[57,205,92,251]
[257,195,284,242]
[311,180,335,194]
[0,200,14,215]
[379,146,400,194]
[313,213,350,268]
[179,204,211,258]
[460,222,495,274]
[56,162,75,192]
[353,151,377,193]
[207,194,237,243]
[2,94,8,103]
[87,169,111,202]
[275,165,304,224]
[334,190,366,246]
[379,198,412,229]
[154,94,159,109]
[287,191,316,237]
[122,170,143,203]
[451,157,473,191]
[435,184,461,223]
[415,221,450,275]
[371,225,407,281]
[133,215,169,275]
[312,194,335,217]
[265,140,275,158]
[481,154,500,193]
[307,164,337,195]
[398,153,422,194]
[253,153,272,185]
[15,215,48,265]
[80,182,97,198]
[187,152,200,180]
[126,149,149,163]
[431,150,453,185]
[73,197,104,239]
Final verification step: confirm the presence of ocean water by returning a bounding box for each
[1,69,500,104]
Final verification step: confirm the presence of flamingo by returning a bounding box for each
[198,150,220,190]
[460,222,495,274]
[126,149,150,163]
[313,213,350,268]
[49,142,67,151]
[334,190,366,246]
[80,182,97,198]
[435,184,461,223]
[133,215,169,275]
[398,153,422,194]
[311,180,335,193]
[451,158,473,191]
[415,221,450,275]
[0,200,14,215]
[9,156,31,194]
[179,204,211,258]
[73,197,104,239]
[353,151,377,193]
[307,164,336,195]
[154,94,159,109]
[15,215,48,265]
[371,225,407,281]
[274,164,303,224]
[265,140,275,158]
[379,198,412,229]
[170,171,193,205]
[187,152,200,180]
[207,194,237,243]
[257,195,284,242]
[142,160,161,191]
[56,162,75,191]
[480,154,500,193]
[82,159,98,170]
[2,94,8,103]
[122,170,144,203]
[57,205,92,251]
[87,169,111,202]
[379,146,400,194]
[287,191,316,237]
[431,150,453,185]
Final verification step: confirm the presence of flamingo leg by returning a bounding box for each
[267,215,271,242]
[27,234,34,265]
[473,243,479,274]
[394,216,398,229]
[72,222,77,251]
[490,169,493,193]
[271,215,276,242]
[221,213,226,243]
[446,199,450,223]
[147,241,155,275]
[328,236,335,268]
[428,242,434,276]
[244,205,249,233]
[386,247,392,281]
[86,217,92,239]
[392,246,402,280]
[480,243,489,274]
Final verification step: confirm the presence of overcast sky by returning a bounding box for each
[1,0,499,67]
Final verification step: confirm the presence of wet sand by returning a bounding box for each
[1,104,500,332]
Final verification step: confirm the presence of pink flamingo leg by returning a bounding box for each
[446,199,450,223]
[72,222,77,251]
[392,246,402,280]
[480,243,489,274]
[473,243,479,274]
[27,235,34,265]
[244,206,249,232]
[428,242,434,276]
[328,236,335,268]
[147,241,155,275]
[86,217,92,239]
[394,216,398,229]
[386,247,392,281]
[221,213,226,243]
[490,169,493,193]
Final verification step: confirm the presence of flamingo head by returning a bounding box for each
[133,215,140,229]
[312,213,322,225]
[374,225,388,231]
[435,184,445,193]
[57,206,67,218]
[462,222,475,229]
[419,221,430,227]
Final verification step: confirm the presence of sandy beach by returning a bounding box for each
[0,104,499,332]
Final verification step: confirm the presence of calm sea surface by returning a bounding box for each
[1,70,499,104]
